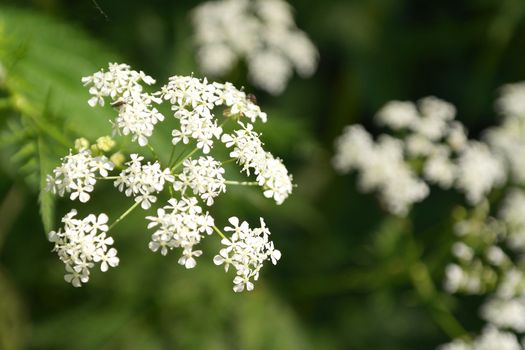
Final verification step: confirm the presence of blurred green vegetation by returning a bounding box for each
[0,0,524,349]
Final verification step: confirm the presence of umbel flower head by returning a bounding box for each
[333,96,506,216]
[191,0,318,95]
[46,63,291,292]
[346,83,525,349]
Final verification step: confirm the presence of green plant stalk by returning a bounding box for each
[108,201,140,231]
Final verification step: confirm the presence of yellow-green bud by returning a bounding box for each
[110,152,125,168]
[74,137,90,151]
[96,136,116,152]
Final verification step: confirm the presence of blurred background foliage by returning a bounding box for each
[0,0,524,349]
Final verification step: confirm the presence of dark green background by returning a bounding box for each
[0,0,524,349]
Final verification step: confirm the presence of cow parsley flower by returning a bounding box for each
[486,120,525,184]
[375,100,419,130]
[439,327,521,350]
[191,0,318,94]
[496,82,525,118]
[114,154,174,209]
[47,63,291,291]
[160,76,267,154]
[45,149,114,203]
[423,147,456,189]
[334,96,508,216]
[48,210,119,287]
[146,197,214,268]
[82,63,163,146]
[333,126,428,215]
[213,216,281,292]
[221,122,293,204]
[481,297,525,333]
[455,142,506,204]
[173,156,226,205]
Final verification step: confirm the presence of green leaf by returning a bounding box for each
[37,136,55,233]
[0,6,120,140]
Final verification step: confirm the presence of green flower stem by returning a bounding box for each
[408,262,468,340]
[212,225,227,240]
[146,144,158,160]
[170,147,199,171]
[167,144,177,167]
[221,158,237,165]
[169,116,231,171]
[108,201,140,231]
[405,223,469,340]
[96,176,120,180]
[225,180,258,186]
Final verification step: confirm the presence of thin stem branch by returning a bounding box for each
[212,225,227,240]
[171,147,199,171]
[167,144,177,167]
[405,222,469,340]
[221,158,237,165]
[96,176,120,180]
[225,180,258,186]
[108,201,140,231]
[146,144,158,160]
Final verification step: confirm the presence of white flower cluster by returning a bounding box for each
[213,217,281,292]
[222,122,293,204]
[173,156,226,205]
[481,297,525,333]
[46,63,290,291]
[334,96,507,215]
[160,75,267,154]
[114,154,174,209]
[48,210,119,287]
[441,197,525,348]
[455,141,506,204]
[146,197,214,268]
[496,82,525,118]
[439,82,525,349]
[46,149,114,203]
[191,0,318,94]
[82,62,164,146]
[486,82,525,183]
[333,125,428,215]
[439,326,522,350]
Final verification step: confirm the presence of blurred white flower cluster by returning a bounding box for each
[439,326,522,350]
[46,63,292,291]
[333,96,507,216]
[191,0,318,95]
[436,83,525,349]
[333,84,525,348]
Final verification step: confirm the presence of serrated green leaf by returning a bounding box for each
[0,6,120,140]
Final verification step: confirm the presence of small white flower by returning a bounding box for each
[497,82,525,118]
[423,147,456,189]
[146,197,215,269]
[222,121,293,204]
[48,210,118,287]
[83,63,163,146]
[375,100,419,130]
[173,156,226,205]
[455,141,506,204]
[46,149,114,203]
[191,0,318,94]
[214,217,280,292]
[114,154,174,209]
